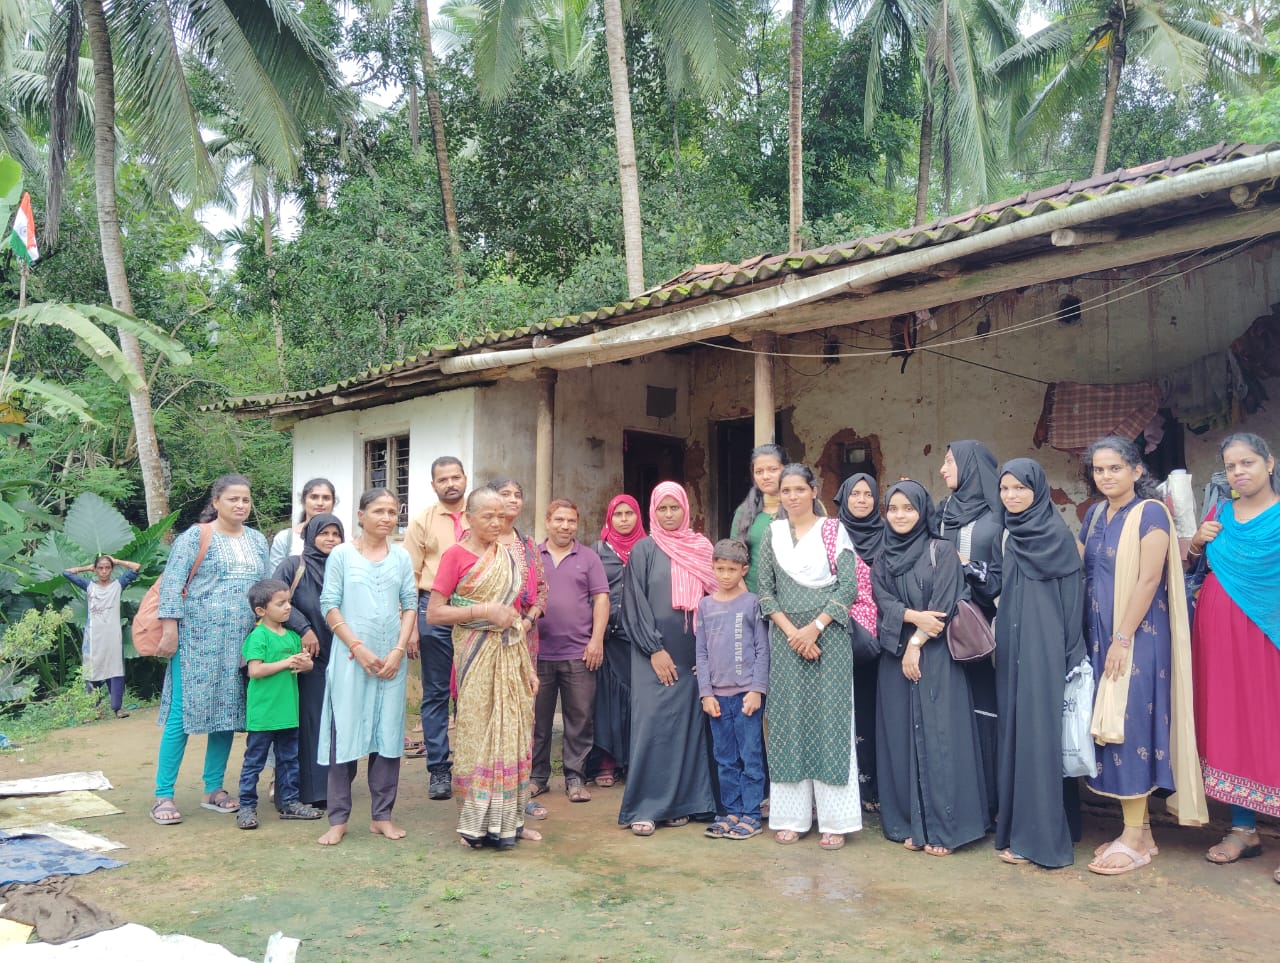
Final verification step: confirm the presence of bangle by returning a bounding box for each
[331,619,348,631]
[393,646,406,654]
[1187,545,1202,557]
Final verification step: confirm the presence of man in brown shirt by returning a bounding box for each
[403,456,467,799]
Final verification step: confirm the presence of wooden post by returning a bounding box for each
[752,332,775,445]
[534,369,557,540]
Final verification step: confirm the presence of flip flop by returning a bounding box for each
[819,833,846,851]
[1088,838,1151,876]
[630,821,656,836]
[200,789,239,813]
[924,844,953,857]
[661,815,691,828]
[594,771,617,788]
[774,830,805,845]
[1094,837,1158,858]
[998,849,1029,865]
[150,798,183,826]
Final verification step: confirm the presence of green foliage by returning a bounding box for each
[0,606,69,702]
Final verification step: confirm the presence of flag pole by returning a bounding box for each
[0,261,26,398]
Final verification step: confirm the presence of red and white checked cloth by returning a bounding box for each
[1045,381,1163,453]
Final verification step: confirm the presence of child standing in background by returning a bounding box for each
[237,579,323,829]
[697,539,770,840]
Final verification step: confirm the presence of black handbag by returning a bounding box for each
[928,542,996,662]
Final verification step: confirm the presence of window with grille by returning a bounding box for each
[364,434,410,531]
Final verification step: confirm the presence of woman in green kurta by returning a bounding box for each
[730,444,787,593]
[757,464,862,850]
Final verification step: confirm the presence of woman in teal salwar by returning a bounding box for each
[318,488,417,846]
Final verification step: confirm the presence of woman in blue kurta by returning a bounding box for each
[1080,436,1206,875]
[318,488,418,845]
[152,474,269,826]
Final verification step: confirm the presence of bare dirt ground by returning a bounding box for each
[3,713,1278,962]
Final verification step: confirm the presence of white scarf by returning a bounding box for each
[769,517,854,589]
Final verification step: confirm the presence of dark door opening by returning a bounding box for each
[623,430,685,519]
[715,414,784,540]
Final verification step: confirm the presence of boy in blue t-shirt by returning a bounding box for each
[236,579,323,829]
[696,539,770,840]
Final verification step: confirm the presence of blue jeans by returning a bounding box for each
[708,692,766,820]
[418,594,454,773]
[239,729,300,810]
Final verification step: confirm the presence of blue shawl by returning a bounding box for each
[1205,499,1280,650]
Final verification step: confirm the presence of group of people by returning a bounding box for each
[113,429,1277,879]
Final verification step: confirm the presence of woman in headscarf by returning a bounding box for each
[757,464,862,849]
[835,472,884,812]
[1080,436,1206,875]
[730,444,788,594]
[872,480,987,856]
[1189,433,1280,880]
[936,440,1003,820]
[273,512,344,809]
[589,494,647,787]
[618,481,718,836]
[993,460,1086,868]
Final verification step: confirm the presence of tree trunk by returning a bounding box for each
[915,95,934,225]
[788,0,804,254]
[408,80,420,153]
[414,0,464,289]
[261,182,287,389]
[84,0,169,525]
[602,0,645,298]
[1092,18,1126,177]
[44,2,83,253]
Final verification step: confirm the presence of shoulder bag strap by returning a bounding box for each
[289,557,307,596]
[182,523,215,597]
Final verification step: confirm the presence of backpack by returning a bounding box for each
[131,524,213,658]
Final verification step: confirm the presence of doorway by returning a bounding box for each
[714,413,785,540]
[623,430,685,518]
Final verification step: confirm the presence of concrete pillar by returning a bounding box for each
[753,332,775,445]
[534,369,557,540]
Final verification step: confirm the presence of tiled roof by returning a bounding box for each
[215,141,1279,416]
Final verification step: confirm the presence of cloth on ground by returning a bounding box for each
[5,922,257,961]
[0,773,113,796]
[0,876,123,944]
[0,792,122,829]
[5,824,125,853]
[0,832,124,886]
[1040,381,1162,453]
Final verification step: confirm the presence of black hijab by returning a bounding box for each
[836,472,884,564]
[939,440,1001,530]
[275,512,344,654]
[999,459,1081,580]
[879,480,935,576]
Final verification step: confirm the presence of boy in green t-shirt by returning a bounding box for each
[236,579,323,829]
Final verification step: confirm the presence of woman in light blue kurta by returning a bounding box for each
[152,474,269,826]
[318,487,418,844]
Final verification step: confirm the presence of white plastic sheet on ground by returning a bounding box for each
[0,773,114,796]
[7,923,256,962]
[4,823,126,852]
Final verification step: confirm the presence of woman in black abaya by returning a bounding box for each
[994,459,1086,868]
[273,512,345,808]
[873,481,987,856]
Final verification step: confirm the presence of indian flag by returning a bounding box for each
[9,192,38,263]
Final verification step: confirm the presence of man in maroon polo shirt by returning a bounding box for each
[531,499,610,802]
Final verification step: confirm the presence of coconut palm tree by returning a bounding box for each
[455,0,741,297]
[992,0,1262,177]
[76,0,349,523]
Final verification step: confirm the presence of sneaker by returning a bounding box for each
[278,800,323,820]
[428,770,453,800]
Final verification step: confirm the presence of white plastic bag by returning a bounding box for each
[1063,659,1097,778]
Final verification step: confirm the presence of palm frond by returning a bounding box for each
[638,0,742,98]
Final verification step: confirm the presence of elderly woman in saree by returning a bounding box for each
[273,512,345,809]
[835,472,884,812]
[589,494,647,787]
[619,481,719,836]
[318,489,418,846]
[429,487,541,849]
[152,474,269,826]
[1080,436,1206,876]
[993,459,1086,868]
[757,464,862,850]
[872,480,987,857]
[1190,432,1280,881]
[937,440,1003,820]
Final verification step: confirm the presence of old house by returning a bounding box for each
[220,143,1280,538]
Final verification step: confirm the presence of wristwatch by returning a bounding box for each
[811,619,827,634]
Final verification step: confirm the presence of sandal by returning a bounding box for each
[530,782,549,798]
[903,838,924,852]
[705,816,738,838]
[726,815,762,840]
[661,816,690,828]
[1274,865,1280,885]
[200,789,239,813]
[524,800,549,820]
[594,771,617,788]
[1088,838,1151,876]
[1206,827,1263,864]
[279,800,323,820]
[566,780,592,803]
[149,798,183,826]
[774,829,805,845]
[998,849,1029,865]
[861,799,880,813]
[819,832,846,851]
[631,820,656,836]
[236,807,259,830]
[924,844,953,857]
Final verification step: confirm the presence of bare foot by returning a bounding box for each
[318,823,348,846]
[370,820,406,840]
[518,826,542,842]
